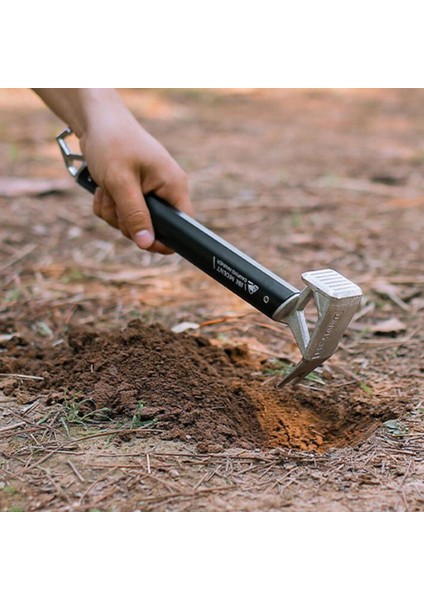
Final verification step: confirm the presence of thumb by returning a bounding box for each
[107,172,155,250]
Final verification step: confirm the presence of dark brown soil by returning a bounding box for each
[0,320,397,453]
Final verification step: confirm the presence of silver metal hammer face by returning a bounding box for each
[273,269,362,384]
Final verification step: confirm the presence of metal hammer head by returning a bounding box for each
[273,269,362,384]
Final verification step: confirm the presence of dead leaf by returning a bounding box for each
[371,318,407,334]
[372,280,410,310]
[0,333,16,342]
[372,281,400,297]
[0,177,73,198]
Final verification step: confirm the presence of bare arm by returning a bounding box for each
[34,89,192,254]
[33,89,121,138]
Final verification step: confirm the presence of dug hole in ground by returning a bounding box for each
[0,89,423,511]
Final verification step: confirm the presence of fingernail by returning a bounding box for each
[134,230,154,249]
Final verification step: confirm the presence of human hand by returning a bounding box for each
[80,98,192,254]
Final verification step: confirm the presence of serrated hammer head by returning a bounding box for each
[273,269,362,384]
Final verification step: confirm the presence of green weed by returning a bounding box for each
[359,382,373,395]
[39,390,113,432]
[4,288,21,303]
[130,402,156,429]
[263,359,325,384]
[61,268,86,283]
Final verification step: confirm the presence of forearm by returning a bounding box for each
[33,88,130,138]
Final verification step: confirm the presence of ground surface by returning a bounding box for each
[0,88,423,511]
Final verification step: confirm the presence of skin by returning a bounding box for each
[33,89,193,254]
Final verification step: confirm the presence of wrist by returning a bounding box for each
[77,89,132,138]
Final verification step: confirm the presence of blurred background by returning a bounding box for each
[1,89,423,332]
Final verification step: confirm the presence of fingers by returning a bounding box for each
[93,188,120,230]
[93,162,192,256]
[93,183,174,254]
[104,170,156,250]
[149,164,194,218]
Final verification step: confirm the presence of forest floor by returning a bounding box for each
[0,88,423,511]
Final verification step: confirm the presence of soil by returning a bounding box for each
[1,89,423,512]
[0,321,397,453]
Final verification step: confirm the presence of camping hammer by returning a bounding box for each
[57,128,362,384]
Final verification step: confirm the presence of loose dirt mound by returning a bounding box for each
[0,321,396,452]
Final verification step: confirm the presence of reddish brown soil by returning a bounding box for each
[0,320,396,453]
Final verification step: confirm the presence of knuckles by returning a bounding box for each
[103,165,133,192]
[170,163,189,191]
[119,208,151,234]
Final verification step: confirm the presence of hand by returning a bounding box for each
[80,102,192,254]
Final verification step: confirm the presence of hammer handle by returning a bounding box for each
[77,165,298,318]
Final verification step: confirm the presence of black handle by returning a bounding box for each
[76,165,297,318]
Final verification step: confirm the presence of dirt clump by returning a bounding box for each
[0,321,395,452]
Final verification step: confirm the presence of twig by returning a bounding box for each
[199,315,250,327]
[79,467,118,504]
[399,459,414,487]
[0,243,37,273]
[137,484,238,506]
[0,373,44,381]
[331,363,364,384]
[67,460,85,483]
[0,422,26,434]
[74,427,161,443]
